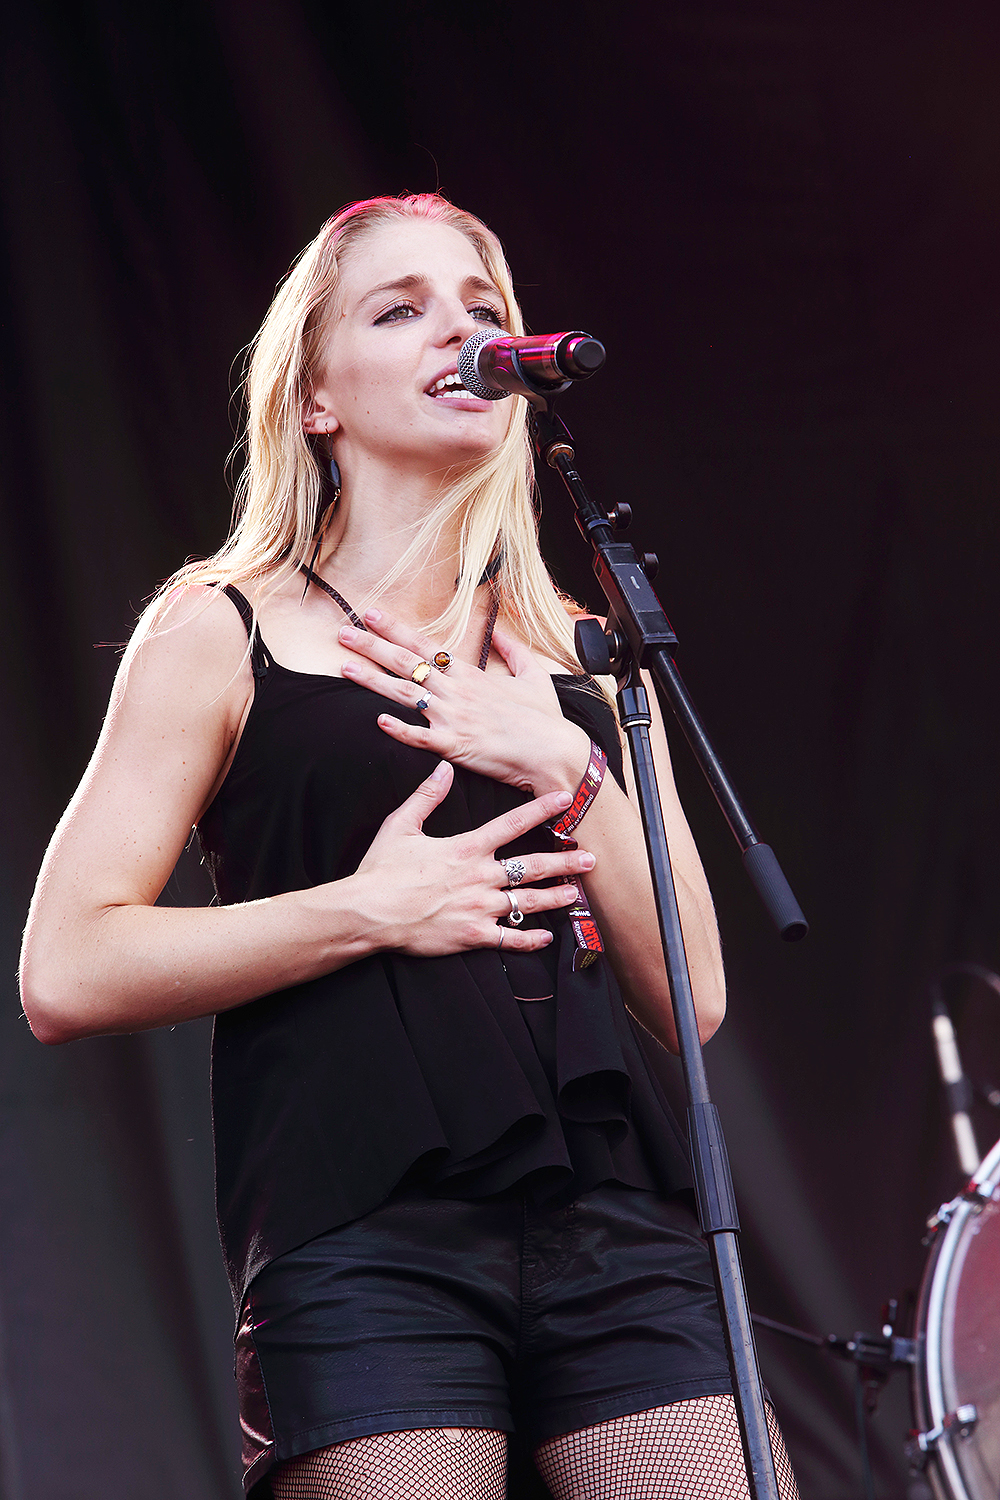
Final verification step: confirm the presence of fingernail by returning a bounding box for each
[429,761,449,781]
[554,791,573,809]
[579,853,595,870]
[567,886,580,902]
[378,713,399,728]
[339,625,357,641]
[341,660,358,676]
[541,931,553,945]
[365,609,382,623]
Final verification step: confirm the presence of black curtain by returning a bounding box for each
[3,3,1000,1496]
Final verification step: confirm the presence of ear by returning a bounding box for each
[303,387,340,436]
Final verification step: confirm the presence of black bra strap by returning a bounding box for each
[219,584,272,679]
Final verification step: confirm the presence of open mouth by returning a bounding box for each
[426,372,475,399]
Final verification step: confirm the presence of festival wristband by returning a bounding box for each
[548,740,608,969]
[548,741,607,845]
[567,890,604,971]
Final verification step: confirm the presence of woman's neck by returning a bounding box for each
[313,460,466,623]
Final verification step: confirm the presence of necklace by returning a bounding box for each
[297,561,500,672]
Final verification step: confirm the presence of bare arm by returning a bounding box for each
[19,588,592,1045]
[578,671,726,1051]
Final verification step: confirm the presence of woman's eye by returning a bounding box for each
[374,302,419,325]
[471,303,505,327]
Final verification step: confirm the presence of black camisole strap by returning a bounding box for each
[219,584,272,680]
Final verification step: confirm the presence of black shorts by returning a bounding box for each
[236,1183,732,1497]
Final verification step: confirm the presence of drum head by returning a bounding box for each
[915,1138,1000,1500]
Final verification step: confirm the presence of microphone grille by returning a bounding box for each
[457,329,509,400]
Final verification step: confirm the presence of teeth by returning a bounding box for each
[428,373,471,395]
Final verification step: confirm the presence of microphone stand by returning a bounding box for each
[530,399,808,1500]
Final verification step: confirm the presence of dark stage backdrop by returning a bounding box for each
[2,3,1000,1496]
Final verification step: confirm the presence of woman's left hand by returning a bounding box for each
[337,610,590,795]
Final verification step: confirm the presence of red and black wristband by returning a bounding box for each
[548,741,608,970]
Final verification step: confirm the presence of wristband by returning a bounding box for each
[548,741,607,845]
[567,891,604,970]
[549,740,608,970]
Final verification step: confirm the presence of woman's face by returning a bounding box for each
[305,216,512,475]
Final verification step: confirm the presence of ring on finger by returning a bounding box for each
[411,661,432,685]
[433,650,453,671]
[497,926,504,950]
[415,692,432,713]
[500,857,526,888]
[505,890,525,927]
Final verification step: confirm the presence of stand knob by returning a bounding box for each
[642,552,659,580]
[608,502,632,531]
[574,618,612,676]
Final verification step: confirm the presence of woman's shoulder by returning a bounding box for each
[118,581,256,712]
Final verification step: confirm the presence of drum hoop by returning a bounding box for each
[918,1135,1000,1500]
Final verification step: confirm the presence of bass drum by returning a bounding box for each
[913,1135,1000,1500]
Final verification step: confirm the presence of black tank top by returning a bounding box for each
[199,586,692,1305]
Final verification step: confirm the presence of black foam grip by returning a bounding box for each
[742,842,808,941]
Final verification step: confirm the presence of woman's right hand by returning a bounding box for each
[354,761,595,957]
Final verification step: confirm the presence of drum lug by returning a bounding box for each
[925,1198,959,1240]
[924,1181,994,1240]
[910,1404,979,1459]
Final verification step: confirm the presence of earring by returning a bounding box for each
[301,455,341,597]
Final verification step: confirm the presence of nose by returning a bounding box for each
[437,298,482,348]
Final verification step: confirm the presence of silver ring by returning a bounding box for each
[501,857,525,888]
[415,692,432,713]
[497,926,504,950]
[505,890,524,927]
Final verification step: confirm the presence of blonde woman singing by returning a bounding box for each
[21,194,797,1500]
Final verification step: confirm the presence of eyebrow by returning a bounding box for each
[358,272,503,307]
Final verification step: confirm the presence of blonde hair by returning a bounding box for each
[160,193,587,669]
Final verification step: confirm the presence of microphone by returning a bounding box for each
[931,995,980,1176]
[458,329,606,401]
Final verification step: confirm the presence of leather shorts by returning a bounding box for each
[236,1183,732,1497]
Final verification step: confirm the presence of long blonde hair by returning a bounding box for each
[161,193,586,668]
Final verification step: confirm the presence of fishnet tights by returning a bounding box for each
[270,1397,798,1500]
[271,1427,507,1500]
[536,1396,799,1500]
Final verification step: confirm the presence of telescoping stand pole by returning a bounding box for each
[531,401,808,1500]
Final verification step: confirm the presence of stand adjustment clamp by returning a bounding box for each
[909,1405,978,1460]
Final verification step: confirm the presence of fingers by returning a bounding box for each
[339,621,437,684]
[361,607,432,658]
[383,760,454,832]
[481,870,592,952]
[489,625,536,677]
[489,922,555,953]
[497,848,596,885]
[462,788,575,854]
[494,880,582,921]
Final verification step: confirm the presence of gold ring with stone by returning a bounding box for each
[410,661,432,685]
